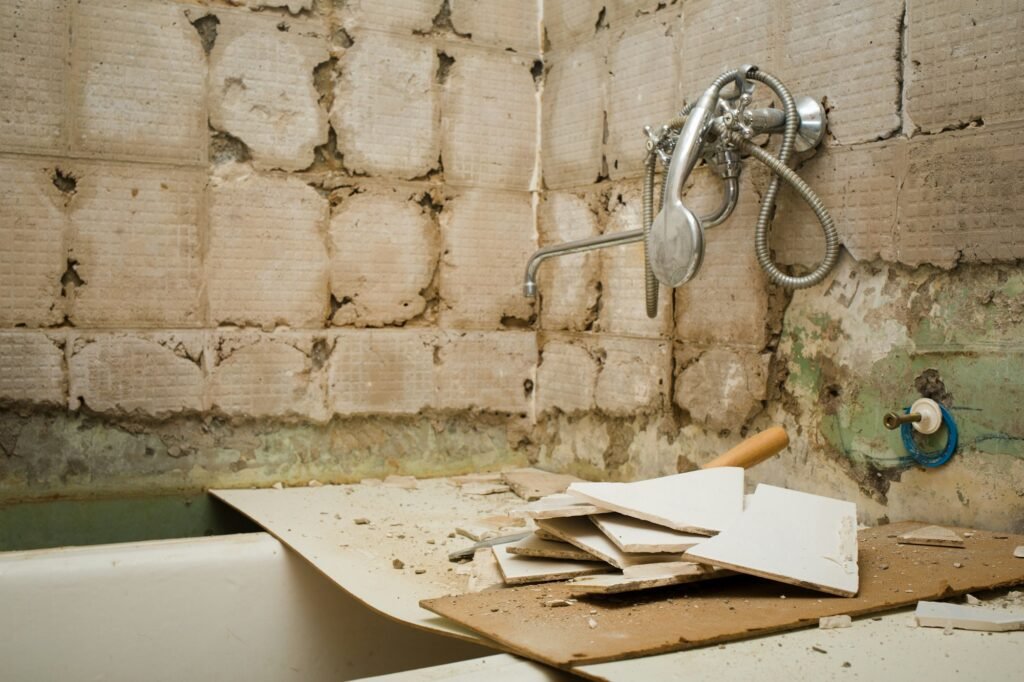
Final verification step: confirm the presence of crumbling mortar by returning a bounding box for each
[435,50,456,85]
[209,126,253,165]
[312,56,339,111]
[201,1,318,20]
[412,0,471,40]
[186,11,220,55]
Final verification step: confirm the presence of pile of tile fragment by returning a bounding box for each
[485,467,860,597]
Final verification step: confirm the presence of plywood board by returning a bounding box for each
[421,523,1024,668]
[592,514,707,553]
[565,561,730,595]
[492,546,611,585]
[684,484,859,597]
[511,493,610,520]
[897,525,964,548]
[536,517,685,570]
[506,533,599,562]
[566,467,744,534]
[502,468,583,501]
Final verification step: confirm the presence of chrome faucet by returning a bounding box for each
[523,65,837,319]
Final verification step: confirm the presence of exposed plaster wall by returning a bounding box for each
[533,0,1024,532]
[0,0,543,501]
[1,0,1022,532]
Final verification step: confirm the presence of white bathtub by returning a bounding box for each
[0,532,494,681]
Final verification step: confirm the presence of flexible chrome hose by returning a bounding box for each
[738,70,837,288]
[725,130,838,283]
[642,153,659,317]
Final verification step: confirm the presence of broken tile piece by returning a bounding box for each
[819,615,853,629]
[505,533,598,562]
[501,468,584,501]
[915,601,1024,632]
[897,525,965,548]
[491,546,610,586]
[455,515,526,542]
[536,516,685,571]
[592,514,707,553]
[534,527,563,543]
[510,493,611,520]
[684,484,859,597]
[566,467,745,534]
[565,561,730,596]
[467,548,505,593]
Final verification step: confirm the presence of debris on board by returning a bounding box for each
[897,525,965,548]
[211,468,1024,672]
[455,514,526,541]
[818,614,853,629]
[510,493,609,520]
[565,561,729,595]
[491,545,610,585]
[537,516,686,570]
[505,533,599,562]
[421,522,1024,667]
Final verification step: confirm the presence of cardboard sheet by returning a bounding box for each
[213,481,526,643]
[421,523,1024,668]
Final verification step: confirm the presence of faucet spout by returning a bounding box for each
[523,229,645,298]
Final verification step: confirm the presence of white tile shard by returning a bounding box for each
[915,601,1024,632]
[684,484,860,597]
[491,545,609,586]
[566,467,745,535]
[565,561,729,596]
[897,525,965,548]
[592,514,707,554]
[819,614,853,629]
[536,516,685,571]
[511,493,611,520]
[505,533,598,562]
[467,547,505,593]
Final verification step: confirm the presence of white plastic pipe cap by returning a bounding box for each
[910,397,943,435]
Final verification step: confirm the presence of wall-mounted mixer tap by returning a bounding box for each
[523,65,839,319]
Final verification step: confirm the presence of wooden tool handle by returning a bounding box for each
[702,426,789,470]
